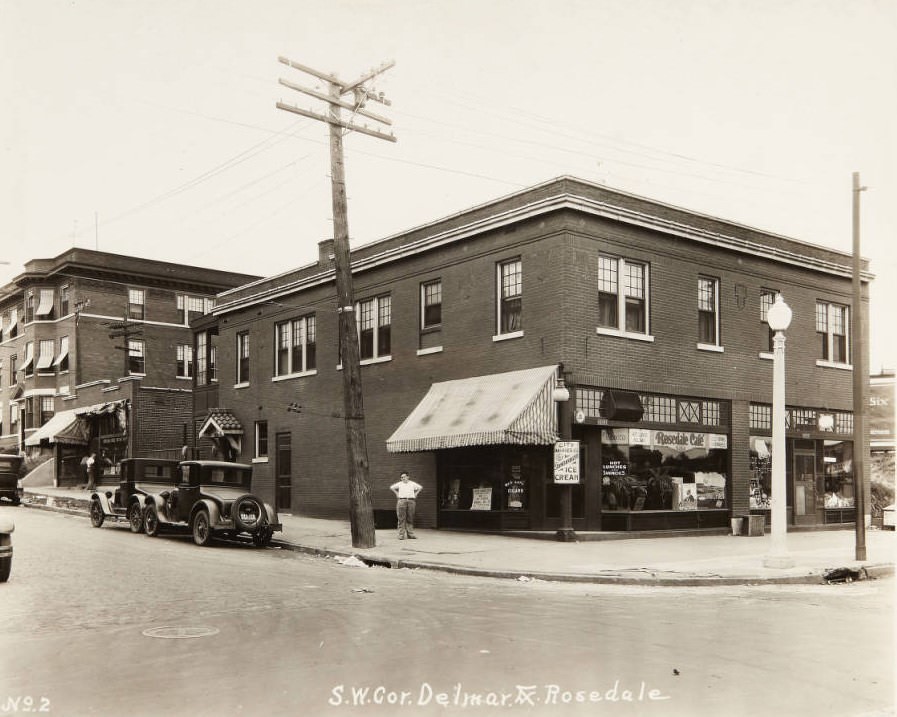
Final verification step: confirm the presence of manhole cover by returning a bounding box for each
[142,626,220,639]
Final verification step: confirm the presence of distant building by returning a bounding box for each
[193,177,872,534]
[869,369,895,501]
[0,248,258,485]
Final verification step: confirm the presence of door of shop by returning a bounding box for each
[792,450,816,526]
[275,432,292,512]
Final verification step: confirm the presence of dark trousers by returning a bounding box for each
[396,498,416,537]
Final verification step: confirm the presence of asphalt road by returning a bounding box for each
[0,507,894,717]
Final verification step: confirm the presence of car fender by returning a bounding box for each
[144,494,173,524]
[261,502,281,531]
[92,491,115,515]
[191,499,222,528]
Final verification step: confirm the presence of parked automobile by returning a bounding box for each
[89,458,180,533]
[143,460,280,547]
[0,454,24,506]
[0,518,13,582]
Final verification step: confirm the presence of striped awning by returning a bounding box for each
[386,365,560,453]
[25,410,87,446]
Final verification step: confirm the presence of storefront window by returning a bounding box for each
[823,440,854,508]
[440,447,540,512]
[601,428,728,511]
[749,437,772,509]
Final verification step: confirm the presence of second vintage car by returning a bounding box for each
[0,453,25,506]
[142,460,281,547]
[89,458,180,532]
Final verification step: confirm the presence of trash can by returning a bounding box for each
[743,514,765,536]
[730,517,743,536]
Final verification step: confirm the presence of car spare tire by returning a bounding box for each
[233,495,265,533]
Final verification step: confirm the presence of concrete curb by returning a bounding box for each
[21,498,895,587]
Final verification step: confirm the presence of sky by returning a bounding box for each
[1,0,895,372]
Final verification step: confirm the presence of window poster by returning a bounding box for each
[505,466,526,510]
[470,487,493,510]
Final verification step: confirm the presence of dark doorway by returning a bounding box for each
[275,432,292,511]
[793,449,816,526]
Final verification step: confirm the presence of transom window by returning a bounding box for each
[816,301,849,364]
[275,315,317,376]
[421,280,442,330]
[128,289,145,321]
[698,277,719,346]
[497,259,522,335]
[597,255,648,335]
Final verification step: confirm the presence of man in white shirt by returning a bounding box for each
[390,471,422,540]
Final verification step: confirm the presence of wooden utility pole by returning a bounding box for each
[106,316,144,379]
[852,171,867,561]
[276,56,396,549]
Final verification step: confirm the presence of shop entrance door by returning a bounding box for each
[275,432,292,512]
[792,450,816,526]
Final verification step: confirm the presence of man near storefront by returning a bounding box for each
[390,471,422,540]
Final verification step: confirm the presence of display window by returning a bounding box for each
[823,440,854,508]
[601,428,728,512]
[749,437,772,509]
[439,447,542,512]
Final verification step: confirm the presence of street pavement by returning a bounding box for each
[18,486,896,586]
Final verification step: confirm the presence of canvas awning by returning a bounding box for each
[25,409,89,446]
[386,365,560,453]
[35,289,55,317]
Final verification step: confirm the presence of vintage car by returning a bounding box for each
[0,454,25,506]
[89,458,180,532]
[0,517,13,582]
[143,460,280,547]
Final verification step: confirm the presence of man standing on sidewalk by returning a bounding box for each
[390,471,422,540]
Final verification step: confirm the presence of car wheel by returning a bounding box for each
[0,556,10,583]
[191,510,213,547]
[144,505,161,537]
[128,502,144,533]
[89,499,105,528]
[252,527,273,548]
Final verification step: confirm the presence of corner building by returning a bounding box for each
[199,177,871,534]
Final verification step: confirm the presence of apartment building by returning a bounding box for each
[193,177,870,534]
[0,248,258,485]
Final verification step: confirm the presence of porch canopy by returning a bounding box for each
[386,365,560,453]
[199,408,244,452]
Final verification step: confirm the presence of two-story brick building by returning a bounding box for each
[0,248,258,485]
[193,176,871,534]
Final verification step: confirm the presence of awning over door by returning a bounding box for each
[199,408,244,452]
[386,365,560,453]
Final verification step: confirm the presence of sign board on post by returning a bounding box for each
[554,440,580,484]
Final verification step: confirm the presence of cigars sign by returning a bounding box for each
[606,428,728,451]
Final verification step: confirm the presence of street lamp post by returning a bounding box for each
[764,294,796,569]
[552,371,576,542]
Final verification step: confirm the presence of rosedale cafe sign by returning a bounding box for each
[605,428,729,452]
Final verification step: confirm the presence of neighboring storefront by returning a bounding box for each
[748,404,856,527]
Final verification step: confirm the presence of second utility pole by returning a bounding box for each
[277,57,396,549]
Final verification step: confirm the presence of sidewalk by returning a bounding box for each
[19,486,896,586]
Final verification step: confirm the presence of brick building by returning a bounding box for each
[0,248,258,485]
[193,177,871,534]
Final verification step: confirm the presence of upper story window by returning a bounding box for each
[60,285,70,317]
[40,396,54,427]
[358,295,391,361]
[128,339,146,375]
[8,308,19,339]
[22,342,34,377]
[196,332,208,385]
[816,301,849,365]
[9,403,18,427]
[210,345,218,382]
[760,289,777,353]
[24,291,35,323]
[35,289,55,320]
[697,276,720,347]
[178,295,213,325]
[177,344,194,379]
[497,258,522,336]
[421,280,442,330]
[128,289,145,321]
[275,315,316,377]
[597,255,649,337]
[36,339,55,373]
[55,336,70,373]
[236,332,250,384]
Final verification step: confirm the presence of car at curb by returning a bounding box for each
[142,460,281,547]
[89,458,180,533]
[0,454,25,506]
[0,517,14,582]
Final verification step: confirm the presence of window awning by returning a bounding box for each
[36,347,54,370]
[25,409,90,446]
[386,365,560,453]
[54,338,69,367]
[36,289,54,317]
